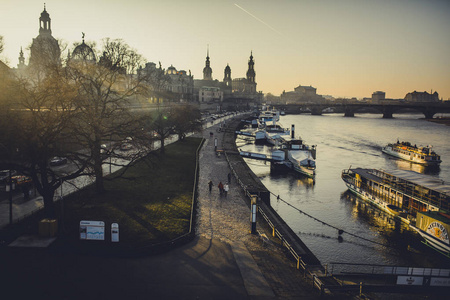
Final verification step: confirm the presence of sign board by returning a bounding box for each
[430,277,450,287]
[396,276,423,286]
[111,223,119,242]
[79,220,105,240]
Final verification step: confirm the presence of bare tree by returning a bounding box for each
[0,66,85,218]
[170,104,202,141]
[66,38,150,194]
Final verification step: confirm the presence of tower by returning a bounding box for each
[203,46,212,81]
[39,4,52,35]
[29,5,61,70]
[17,47,26,69]
[246,51,255,83]
[223,64,231,87]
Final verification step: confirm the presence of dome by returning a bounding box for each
[72,41,96,62]
[166,65,177,75]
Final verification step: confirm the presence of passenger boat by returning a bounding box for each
[412,211,450,257]
[342,168,450,256]
[382,141,441,166]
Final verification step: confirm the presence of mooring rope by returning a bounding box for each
[269,191,394,248]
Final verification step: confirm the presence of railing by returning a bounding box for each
[329,262,450,277]
[222,120,326,294]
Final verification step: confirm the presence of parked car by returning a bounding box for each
[0,170,18,183]
[49,156,68,166]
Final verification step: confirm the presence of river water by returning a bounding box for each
[236,113,450,268]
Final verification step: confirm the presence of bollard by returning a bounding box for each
[250,196,257,234]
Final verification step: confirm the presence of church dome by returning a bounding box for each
[72,40,96,62]
[166,65,177,75]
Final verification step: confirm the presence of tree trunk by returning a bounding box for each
[42,191,56,219]
[94,155,105,194]
[160,137,165,154]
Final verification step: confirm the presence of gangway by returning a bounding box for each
[235,131,255,137]
[239,150,284,163]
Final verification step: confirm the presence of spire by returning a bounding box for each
[246,51,255,83]
[39,4,52,35]
[82,32,85,44]
[17,47,26,68]
[203,45,212,80]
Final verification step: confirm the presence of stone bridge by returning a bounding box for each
[274,102,450,119]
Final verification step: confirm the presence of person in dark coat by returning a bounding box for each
[218,181,224,196]
[208,180,213,193]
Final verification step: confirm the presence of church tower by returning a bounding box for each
[223,64,231,87]
[17,47,26,69]
[203,46,212,81]
[39,4,52,35]
[246,51,255,83]
[29,5,61,71]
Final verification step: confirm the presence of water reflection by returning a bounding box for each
[384,155,441,175]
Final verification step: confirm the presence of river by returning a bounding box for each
[236,113,450,268]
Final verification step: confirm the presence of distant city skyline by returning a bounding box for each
[1,0,449,99]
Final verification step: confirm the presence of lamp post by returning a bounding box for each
[8,170,13,224]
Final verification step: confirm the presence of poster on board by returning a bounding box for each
[79,220,105,240]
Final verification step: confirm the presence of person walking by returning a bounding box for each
[224,183,229,198]
[227,172,231,184]
[218,181,224,196]
[208,180,213,193]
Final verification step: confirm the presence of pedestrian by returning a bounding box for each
[208,180,213,193]
[224,183,229,198]
[218,181,224,196]
[227,172,231,184]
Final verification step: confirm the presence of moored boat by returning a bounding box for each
[382,140,441,166]
[341,167,450,256]
[412,211,450,257]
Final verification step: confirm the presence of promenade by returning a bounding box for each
[0,115,321,299]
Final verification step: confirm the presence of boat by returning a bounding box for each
[382,140,441,166]
[254,122,290,145]
[412,211,450,257]
[342,167,450,256]
[271,137,317,178]
[240,125,317,178]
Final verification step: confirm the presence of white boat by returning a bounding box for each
[382,141,441,166]
[254,123,290,145]
[287,148,316,178]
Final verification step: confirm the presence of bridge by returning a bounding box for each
[273,101,450,119]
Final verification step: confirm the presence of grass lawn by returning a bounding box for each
[60,137,203,250]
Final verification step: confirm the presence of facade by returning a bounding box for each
[405,91,440,102]
[281,84,324,104]
[372,91,386,101]
[199,87,223,102]
[165,65,194,101]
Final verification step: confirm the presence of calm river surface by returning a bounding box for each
[236,113,450,268]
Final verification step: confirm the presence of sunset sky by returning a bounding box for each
[1,0,449,99]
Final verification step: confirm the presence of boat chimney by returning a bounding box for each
[291,124,295,139]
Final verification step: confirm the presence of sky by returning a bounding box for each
[1,0,449,99]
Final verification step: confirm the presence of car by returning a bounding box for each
[49,156,68,166]
[100,144,108,154]
[0,170,17,183]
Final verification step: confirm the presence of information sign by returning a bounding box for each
[111,223,119,242]
[79,220,105,240]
